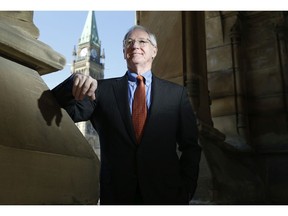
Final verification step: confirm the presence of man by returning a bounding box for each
[52,25,201,204]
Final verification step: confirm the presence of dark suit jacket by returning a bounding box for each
[52,73,201,205]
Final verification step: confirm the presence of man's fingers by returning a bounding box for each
[80,77,97,101]
[86,81,97,100]
[73,74,86,100]
[72,75,80,97]
[72,73,97,101]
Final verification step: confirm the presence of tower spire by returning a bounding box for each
[79,11,100,46]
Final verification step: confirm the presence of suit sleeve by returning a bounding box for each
[51,75,96,123]
[177,87,201,197]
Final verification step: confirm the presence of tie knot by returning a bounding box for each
[136,75,145,84]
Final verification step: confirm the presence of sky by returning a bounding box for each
[33,11,136,89]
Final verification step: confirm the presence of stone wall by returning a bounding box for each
[138,11,288,204]
[206,11,288,203]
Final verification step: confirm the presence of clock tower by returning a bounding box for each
[71,11,105,158]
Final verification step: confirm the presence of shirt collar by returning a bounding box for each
[127,70,152,86]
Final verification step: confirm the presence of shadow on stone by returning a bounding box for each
[38,90,63,127]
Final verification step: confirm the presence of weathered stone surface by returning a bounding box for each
[0,144,99,204]
[212,115,238,136]
[0,56,100,204]
[249,95,285,113]
[210,97,236,117]
[0,17,65,75]
[0,11,100,204]
[205,11,220,20]
[0,11,39,38]
[208,70,235,98]
[200,134,265,204]
[250,114,287,136]
[247,68,282,98]
[206,45,232,72]
[205,15,223,49]
[246,45,278,71]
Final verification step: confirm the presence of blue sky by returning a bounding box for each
[34,11,135,89]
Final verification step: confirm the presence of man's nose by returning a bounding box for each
[132,41,140,48]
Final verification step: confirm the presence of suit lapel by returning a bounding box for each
[112,74,136,144]
[148,76,163,119]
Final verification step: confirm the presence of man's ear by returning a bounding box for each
[152,47,158,59]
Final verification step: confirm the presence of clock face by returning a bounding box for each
[80,47,88,57]
[91,48,97,58]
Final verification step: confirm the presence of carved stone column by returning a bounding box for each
[182,11,213,127]
[229,15,250,143]
[0,11,100,204]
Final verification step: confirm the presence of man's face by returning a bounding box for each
[123,29,157,72]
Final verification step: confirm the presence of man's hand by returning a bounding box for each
[72,73,97,101]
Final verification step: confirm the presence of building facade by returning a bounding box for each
[138,11,288,204]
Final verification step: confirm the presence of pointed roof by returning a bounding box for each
[79,11,100,46]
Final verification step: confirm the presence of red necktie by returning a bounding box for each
[132,75,147,144]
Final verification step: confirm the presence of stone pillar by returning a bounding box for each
[182,11,213,127]
[0,11,100,204]
[229,16,250,142]
[275,13,288,126]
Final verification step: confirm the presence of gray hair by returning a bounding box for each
[123,25,157,48]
